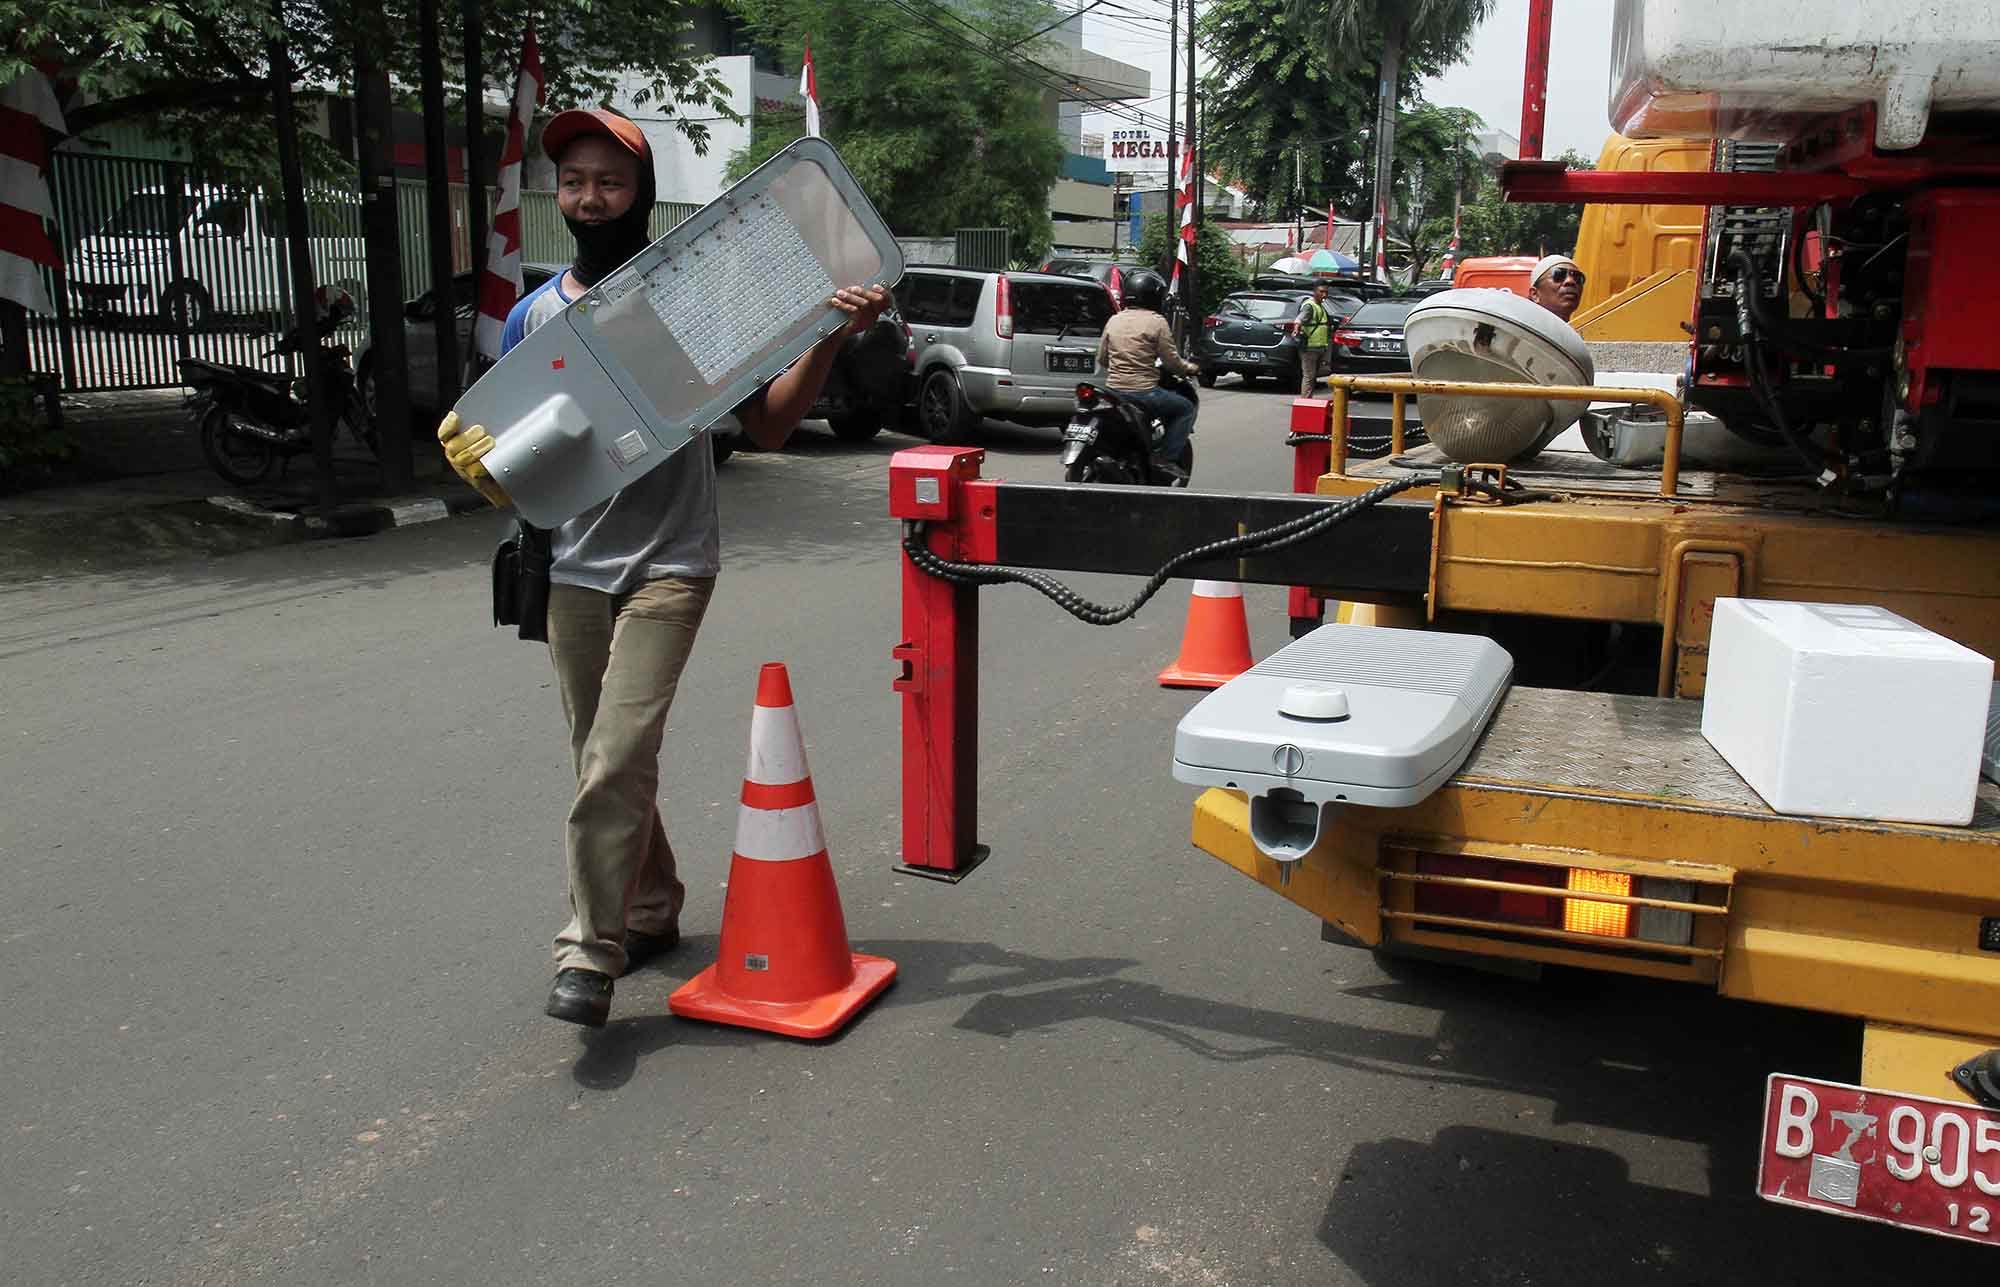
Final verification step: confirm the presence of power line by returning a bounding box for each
[874,0,1180,134]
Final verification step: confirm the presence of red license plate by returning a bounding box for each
[1759,1074,2000,1245]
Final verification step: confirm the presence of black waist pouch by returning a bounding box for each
[491,519,552,642]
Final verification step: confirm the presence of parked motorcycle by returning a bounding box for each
[1060,372,1198,486]
[182,287,376,486]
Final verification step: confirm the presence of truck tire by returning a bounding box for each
[918,369,979,445]
[160,281,212,334]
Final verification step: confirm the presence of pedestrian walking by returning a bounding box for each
[437,107,889,1027]
[1297,282,1335,397]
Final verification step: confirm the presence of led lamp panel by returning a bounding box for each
[451,138,903,527]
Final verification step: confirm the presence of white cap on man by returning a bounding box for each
[1532,254,1581,287]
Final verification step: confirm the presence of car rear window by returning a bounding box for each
[902,273,983,328]
[1231,296,1300,320]
[1010,280,1113,336]
[1348,299,1419,327]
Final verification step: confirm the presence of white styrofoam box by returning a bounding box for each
[1700,600,1994,824]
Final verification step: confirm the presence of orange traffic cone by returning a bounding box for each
[1157,579,1254,689]
[669,663,896,1038]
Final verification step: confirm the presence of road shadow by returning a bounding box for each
[569,935,1141,1091]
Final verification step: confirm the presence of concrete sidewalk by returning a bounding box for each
[1,389,491,580]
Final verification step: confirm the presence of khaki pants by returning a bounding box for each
[546,577,716,976]
[1300,346,1333,397]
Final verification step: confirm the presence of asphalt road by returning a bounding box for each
[4,380,1984,1286]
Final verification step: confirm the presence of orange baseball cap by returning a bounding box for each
[542,108,649,162]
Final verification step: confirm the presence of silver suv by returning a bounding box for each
[900,266,1116,442]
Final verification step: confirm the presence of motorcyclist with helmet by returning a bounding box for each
[1094,268,1199,476]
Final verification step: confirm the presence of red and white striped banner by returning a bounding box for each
[1440,199,1461,277]
[474,24,545,363]
[0,69,66,314]
[1169,146,1194,290]
[799,39,821,139]
[1322,203,1337,251]
[1372,197,1388,284]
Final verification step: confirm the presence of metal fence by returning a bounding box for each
[954,227,1011,272]
[24,152,698,393]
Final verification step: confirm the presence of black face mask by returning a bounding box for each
[562,149,656,288]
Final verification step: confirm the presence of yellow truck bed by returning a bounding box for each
[1191,685,2000,1100]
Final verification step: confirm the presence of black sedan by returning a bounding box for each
[1326,297,1421,375]
[1195,291,1311,387]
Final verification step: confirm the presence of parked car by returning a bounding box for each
[353,263,562,420]
[1406,278,1456,296]
[1039,257,1128,308]
[69,186,368,332]
[1196,290,1310,388]
[1326,297,1422,375]
[900,265,1116,443]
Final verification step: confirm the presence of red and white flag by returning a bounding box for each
[1440,197,1461,277]
[1169,146,1195,290]
[1372,197,1388,284]
[0,68,66,314]
[474,24,545,363]
[1322,203,1337,251]
[799,40,821,139]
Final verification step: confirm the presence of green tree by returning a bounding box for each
[723,0,1067,264]
[1137,215,1247,321]
[1423,148,1595,263]
[1385,104,1480,277]
[1283,0,1494,260]
[6,1,738,181]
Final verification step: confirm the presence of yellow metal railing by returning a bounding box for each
[1322,374,1688,498]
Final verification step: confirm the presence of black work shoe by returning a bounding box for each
[545,968,613,1027]
[621,925,681,976]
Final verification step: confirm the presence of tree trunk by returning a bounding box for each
[1369,16,1404,283]
[269,9,338,511]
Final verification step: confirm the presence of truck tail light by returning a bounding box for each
[995,275,1014,338]
[1563,869,1632,937]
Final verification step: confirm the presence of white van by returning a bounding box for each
[68,186,367,332]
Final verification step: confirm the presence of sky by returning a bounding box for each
[1078,0,1620,176]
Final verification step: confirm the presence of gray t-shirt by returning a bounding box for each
[520,281,739,592]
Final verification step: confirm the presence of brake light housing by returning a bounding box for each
[995,274,1014,339]
[1332,328,1362,348]
[1203,315,1220,328]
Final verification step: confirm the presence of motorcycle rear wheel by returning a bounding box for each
[200,405,278,486]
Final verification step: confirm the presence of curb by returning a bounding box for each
[206,486,493,540]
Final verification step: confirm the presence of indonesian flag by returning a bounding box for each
[1440,197,1461,277]
[1169,146,1194,290]
[474,24,545,363]
[0,69,66,314]
[1322,203,1337,251]
[800,40,821,139]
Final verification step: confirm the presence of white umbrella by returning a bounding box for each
[1270,256,1309,274]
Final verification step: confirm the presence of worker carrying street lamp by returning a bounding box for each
[1528,253,1584,323]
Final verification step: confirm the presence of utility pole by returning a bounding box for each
[418,0,461,411]
[462,0,488,386]
[1184,0,1198,318]
[268,3,337,511]
[1165,0,1176,269]
[1294,149,1303,252]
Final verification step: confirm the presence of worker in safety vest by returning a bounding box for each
[1297,282,1335,396]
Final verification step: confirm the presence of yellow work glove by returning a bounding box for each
[436,411,513,509]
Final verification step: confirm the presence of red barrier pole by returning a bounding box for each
[1520,0,1554,162]
[1286,397,1330,634]
[888,446,991,880]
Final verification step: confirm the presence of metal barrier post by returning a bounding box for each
[889,446,991,881]
[1287,397,1331,633]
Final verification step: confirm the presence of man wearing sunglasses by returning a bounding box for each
[1529,254,1585,323]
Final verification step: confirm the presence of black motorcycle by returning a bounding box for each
[1060,372,1198,486]
[181,290,376,486]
